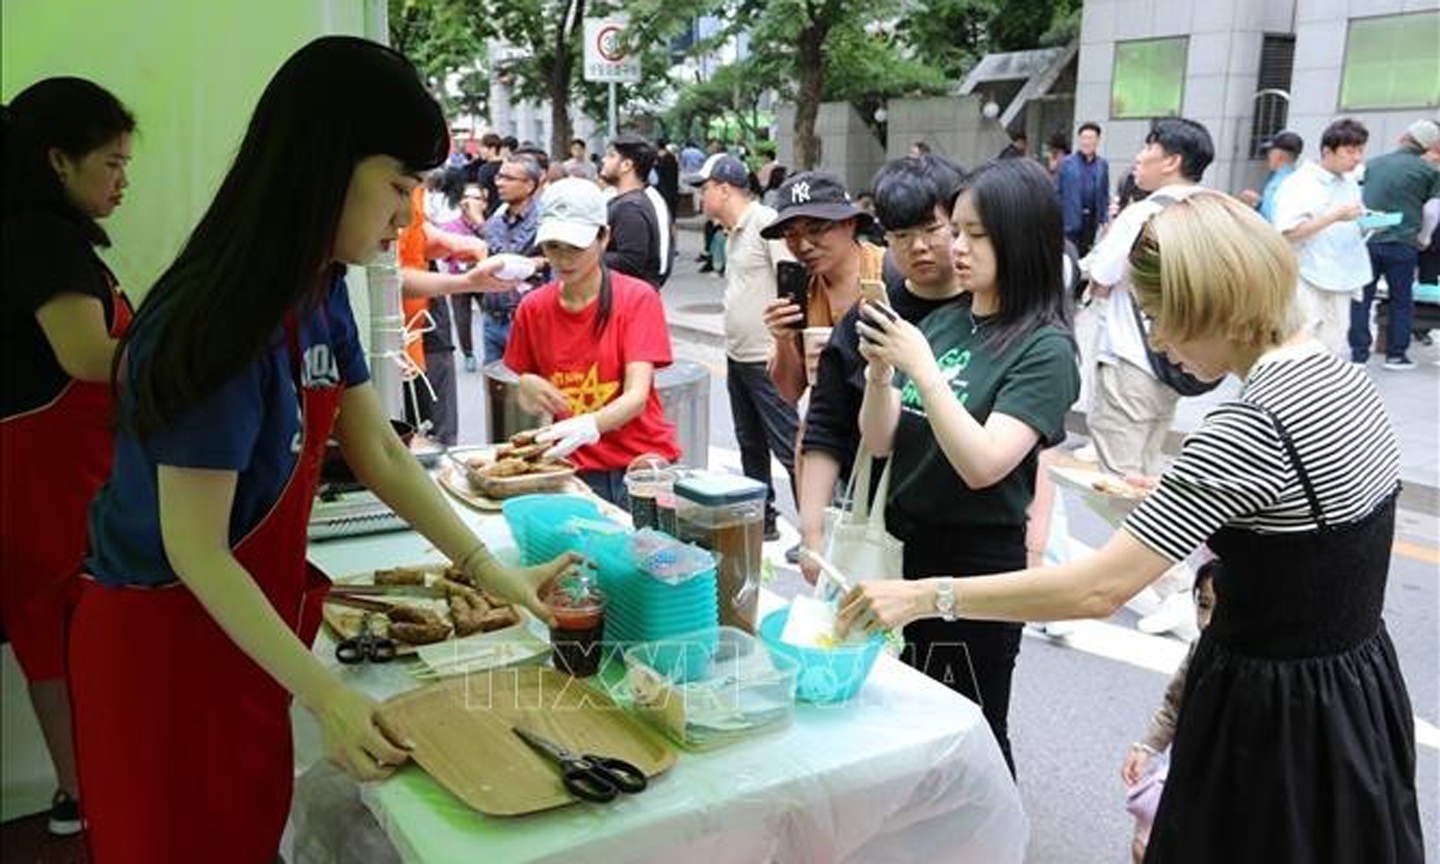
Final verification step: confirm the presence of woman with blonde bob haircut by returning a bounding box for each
[1129,192,1302,354]
[839,190,1424,862]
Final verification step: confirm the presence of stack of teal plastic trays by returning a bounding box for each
[501,494,605,565]
[587,530,720,666]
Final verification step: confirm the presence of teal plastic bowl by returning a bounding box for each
[758,607,884,704]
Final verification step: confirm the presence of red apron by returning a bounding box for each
[69,316,339,862]
[0,280,131,681]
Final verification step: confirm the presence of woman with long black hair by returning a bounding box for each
[1,77,135,836]
[68,37,576,861]
[853,157,1081,774]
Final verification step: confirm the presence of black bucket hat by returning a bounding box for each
[759,171,875,239]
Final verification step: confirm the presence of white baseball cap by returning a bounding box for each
[536,177,609,247]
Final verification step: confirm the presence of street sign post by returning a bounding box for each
[583,17,640,138]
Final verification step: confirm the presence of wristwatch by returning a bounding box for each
[934,578,958,622]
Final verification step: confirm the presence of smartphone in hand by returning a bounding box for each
[858,298,898,344]
[776,261,809,330]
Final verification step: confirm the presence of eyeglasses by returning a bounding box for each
[780,220,840,243]
[885,221,952,248]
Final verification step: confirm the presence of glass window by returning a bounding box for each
[1340,12,1440,110]
[1110,38,1188,119]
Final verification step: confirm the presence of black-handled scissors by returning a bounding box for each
[512,726,648,803]
[335,613,398,664]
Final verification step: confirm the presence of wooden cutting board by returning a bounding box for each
[378,667,676,816]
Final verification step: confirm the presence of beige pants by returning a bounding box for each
[1089,360,1179,477]
[1296,278,1354,358]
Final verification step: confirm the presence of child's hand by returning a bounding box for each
[1121,745,1153,786]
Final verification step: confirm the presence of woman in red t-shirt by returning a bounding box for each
[505,178,681,504]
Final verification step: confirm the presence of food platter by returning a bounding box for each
[322,562,526,656]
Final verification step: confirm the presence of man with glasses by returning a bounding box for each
[688,153,799,541]
[790,156,966,581]
[758,171,886,562]
[465,154,545,367]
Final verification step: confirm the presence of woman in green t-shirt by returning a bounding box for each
[855,157,1080,774]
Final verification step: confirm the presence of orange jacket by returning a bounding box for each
[399,187,429,371]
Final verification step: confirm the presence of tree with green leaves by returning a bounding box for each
[390,0,712,157]
[694,0,947,170]
[389,0,491,118]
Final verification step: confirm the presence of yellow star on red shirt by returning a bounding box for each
[553,364,619,416]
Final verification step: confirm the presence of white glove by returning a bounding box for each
[535,414,601,459]
[487,253,537,282]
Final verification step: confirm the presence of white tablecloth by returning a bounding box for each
[289,493,1027,863]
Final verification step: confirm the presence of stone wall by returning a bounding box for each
[885,94,1016,168]
[775,101,888,193]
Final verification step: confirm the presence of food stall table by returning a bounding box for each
[289,491,1027,863]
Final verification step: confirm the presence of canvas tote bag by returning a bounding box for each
[822,444,904,582]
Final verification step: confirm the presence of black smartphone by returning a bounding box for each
[859,298,897,344]
[776,261,809,329]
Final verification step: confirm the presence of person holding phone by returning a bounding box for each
[68,38,578,860]
[759,171,884,404]
[794,155,967,582]
[851,158,1080,773]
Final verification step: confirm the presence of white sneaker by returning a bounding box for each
[1073,443,1099,463]
[1137,592,1194,637]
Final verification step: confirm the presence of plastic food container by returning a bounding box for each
[501,494,604,564]
[674,473,767,633]
[758,607,884,704]
[624,455,680,534]
[623,626,799,750]
[1358,211,1402,231]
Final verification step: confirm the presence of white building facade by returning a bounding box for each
[1075,0,1439,193]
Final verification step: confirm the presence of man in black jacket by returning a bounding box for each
[600,133,673,288]
[797,154,965,581]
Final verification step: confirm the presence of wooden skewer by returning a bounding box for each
[801,548,853,597]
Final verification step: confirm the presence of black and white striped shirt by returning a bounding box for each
[1126,343,1400,563]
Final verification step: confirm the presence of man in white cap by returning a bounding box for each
[688,153,798,541]
[1350,119,1440,370]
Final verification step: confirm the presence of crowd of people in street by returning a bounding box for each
[2,31,1434,862]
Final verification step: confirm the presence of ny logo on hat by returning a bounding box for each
[791,182,811,204]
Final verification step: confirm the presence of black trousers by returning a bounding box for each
[726,358,799,523]
[701,220,718,261]
[890,510,1025,776]
[450,293,482,357]
[1069,209,1099,259]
